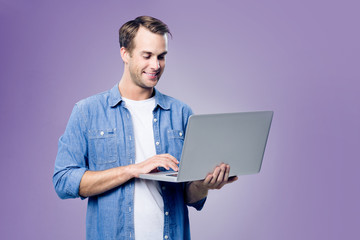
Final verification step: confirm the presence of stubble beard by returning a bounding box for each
[129,68,160,90]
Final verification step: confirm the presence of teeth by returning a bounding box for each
[145,73,157,76]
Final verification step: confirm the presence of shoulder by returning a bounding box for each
[166,95,191,109]
[155,89,193,114]
[75,89,111,110]
[70,89,114,122]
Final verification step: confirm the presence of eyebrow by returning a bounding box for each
[141,51,168,56]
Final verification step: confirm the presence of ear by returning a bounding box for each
[120,47,130,64]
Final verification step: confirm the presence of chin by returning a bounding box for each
[144,78,160,87]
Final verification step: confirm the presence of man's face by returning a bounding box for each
[125,26,168,89]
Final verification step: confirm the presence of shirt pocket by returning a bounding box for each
[167,129,185,162]
[88,129,118,165]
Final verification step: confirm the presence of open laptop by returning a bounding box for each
[139,111,273,182]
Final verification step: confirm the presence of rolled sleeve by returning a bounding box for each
[53,166,87,199]
[187,197,207,211]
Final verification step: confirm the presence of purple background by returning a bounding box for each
[1,0,359,239]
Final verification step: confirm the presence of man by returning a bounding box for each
[53,16,237,239]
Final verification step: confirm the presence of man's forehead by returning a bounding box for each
[133,26,168,52]
[135,25,168,38]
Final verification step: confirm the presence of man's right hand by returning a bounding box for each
[131,154,179,178]
[79,154,179,198]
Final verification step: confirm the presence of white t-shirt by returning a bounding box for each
[122,96,164,240]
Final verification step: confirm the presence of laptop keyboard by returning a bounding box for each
[167,173,178,177]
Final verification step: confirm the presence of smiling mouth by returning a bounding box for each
[144,72,159,78]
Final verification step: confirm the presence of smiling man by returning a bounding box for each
[53,16,237,240]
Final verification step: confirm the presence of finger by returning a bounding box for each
[217,175,238,189]
[160,158,179,171]
[219,176,238,188]
[203,174,213,185]
[213,165,227,188]
[215,165,226,184]
[159,160,179,171]
[169,163,179,171]
[228,176,238,183]
[156,156,179,167]
[150,155,179,170]
[144,157,178,172]
[224,165,230,182]
[210,166,221,185]
[161,154,179,164]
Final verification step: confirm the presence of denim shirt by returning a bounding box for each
[53,84,206,240]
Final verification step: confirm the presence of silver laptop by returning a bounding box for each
[139,111,273,182]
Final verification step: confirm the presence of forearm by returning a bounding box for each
[79,165,137,198]
[79,154,179,198]
[185,181,208,204]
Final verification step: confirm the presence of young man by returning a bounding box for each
[53,16,237,240]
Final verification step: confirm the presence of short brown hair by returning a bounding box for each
[119,16,171,54]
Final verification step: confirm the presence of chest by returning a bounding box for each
[86,106,186,170]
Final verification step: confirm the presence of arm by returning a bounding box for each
[79,154,179,197]
[185,163,238,204]
[53,104,179,199]
[79,165,134,198]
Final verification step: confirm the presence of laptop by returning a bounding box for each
[139,111,273,182]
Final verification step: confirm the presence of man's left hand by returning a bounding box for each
[186,163,238,204]
[193,163,238,190]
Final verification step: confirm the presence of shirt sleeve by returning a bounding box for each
[187,197,207,211]
[53,104,88,199]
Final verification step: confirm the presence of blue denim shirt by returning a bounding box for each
[53,84,206,240]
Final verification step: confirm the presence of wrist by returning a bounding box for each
[186,181,208,204]
[121,164,138,179]
[191,181,208,195]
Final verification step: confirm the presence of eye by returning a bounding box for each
[158,55,165,60]
[143,55,151,59]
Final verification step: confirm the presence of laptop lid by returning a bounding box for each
[139,111,273,182]
[176,111,273,182]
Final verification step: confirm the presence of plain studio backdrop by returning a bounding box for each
[0,0,359,239]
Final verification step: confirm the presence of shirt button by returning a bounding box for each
[156,141,160,146]
[154,118,157,122]
[179,132,183,137]
[100,131,104,136]
[164,235,168,239]
[129,207,131,212]
[165,211,169,216]
[162,186,166,190]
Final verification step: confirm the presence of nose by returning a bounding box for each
[150,57,160,71]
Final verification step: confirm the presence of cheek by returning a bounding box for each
[131,63,142,73]
[160,62,166,70]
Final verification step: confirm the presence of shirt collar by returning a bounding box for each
[109,83,170,110]
[109,84,122,107]
[153,88,170,110]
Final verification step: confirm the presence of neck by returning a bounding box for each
[118,75,154,101]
